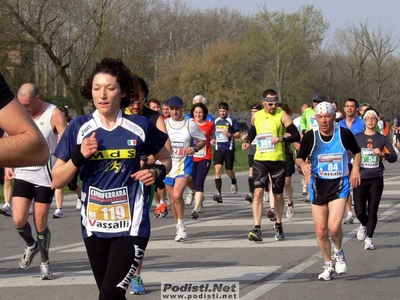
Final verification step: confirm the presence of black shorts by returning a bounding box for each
[213,149,235,170]
[13,179,54,204]
[252,160,285,194]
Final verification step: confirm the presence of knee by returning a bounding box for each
[315,227,329,240]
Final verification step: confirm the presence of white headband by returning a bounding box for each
[363,110,378,120]
[315,101,335,115]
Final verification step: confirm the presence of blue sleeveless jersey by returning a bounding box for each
[310,127,349,179]
[53,110,168,239]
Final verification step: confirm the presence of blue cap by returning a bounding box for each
[167,96,184,107]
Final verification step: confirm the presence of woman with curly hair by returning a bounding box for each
[51,57,171,299]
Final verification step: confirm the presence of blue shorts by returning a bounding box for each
[309,176,350,205]
[164,174,190,187]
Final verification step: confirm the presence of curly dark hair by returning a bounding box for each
[190,103,208,120]
[80,58,139,108]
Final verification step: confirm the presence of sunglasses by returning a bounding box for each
[267,102,278,107]
[130,98,146,106]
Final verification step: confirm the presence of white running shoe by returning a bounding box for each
[263,192,269,203]
[0,203,12,216]
[76,198,82,210]
[175,224,187,242]
[231,183,238,194]
[286,204,294,219]
[185,189,195,206]
[342,214,354,224]
[302,184,308,195]
[318,264,335,281]
[357,224,367,241]
[333,249,348,274]
[364,237,375,250]
[52,208,64,219]
[40,261,54,280]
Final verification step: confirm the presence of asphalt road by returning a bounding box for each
[1,162,399,300]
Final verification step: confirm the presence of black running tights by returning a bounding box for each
[353,177,384,238]
[84,235,148,300]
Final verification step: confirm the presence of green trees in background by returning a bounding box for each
[1,0,399,118]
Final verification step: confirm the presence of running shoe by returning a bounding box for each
[266,208,276,221]
[248,228,263,242]
[0,203,12,216]
[318,264,335,281]
[342,214,354,224]
[286,204,294,219]
[76,198,82,210]
[357,224,367,241]
[175,224,187,242]
[231,183,238,194]
[130,275,146,295]
[159,203,168,218]
[274,224,285,241]
[333,249,348,274]
[263,192,269,203]
[154,205,161,218]
[52,208,64,219]
[305,194,310,203]
[244,193,253,203]
[40,261,54,280]
[19,244,39,270]
[302,184,308,195]
[213,191,223,203]
[185,189,195,206]
[364,237,375,250]
[191,209,199,219]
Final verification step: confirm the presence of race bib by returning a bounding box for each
[194,145,206,158]
[310,116,318,130]
[257,132,275,153]
[171,141,185,160]
[86,186,131,233]
[317,153,343,178]
[215,128,228,143]
[360,148,379,168]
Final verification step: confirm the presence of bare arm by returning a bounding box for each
[0,98,48,167]
[52,107,68,137]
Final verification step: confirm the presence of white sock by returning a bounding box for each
[160,200,165,204]
[347,211,353,217]
[177,219,184,225]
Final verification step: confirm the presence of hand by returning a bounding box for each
[4,167,14,180]
[242,142,250,151]
[131,168,156,186]
[81,132,98,158]
[186,146,196,156]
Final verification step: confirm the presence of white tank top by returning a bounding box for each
[14,104,58,187]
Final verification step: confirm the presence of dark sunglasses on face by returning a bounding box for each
[267,102,278,107]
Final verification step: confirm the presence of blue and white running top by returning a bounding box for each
[310,127,349,179]
[53,109,168,239]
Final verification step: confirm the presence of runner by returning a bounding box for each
[189,102,215,219]
[296,101,361,281]
[52,58,171,299]
[211,102,241,202]
[242,89,300,242]
[5,83,67,280]
[164,96,206,241]
[353,107,397,250]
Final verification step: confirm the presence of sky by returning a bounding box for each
[184,0,400,47]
